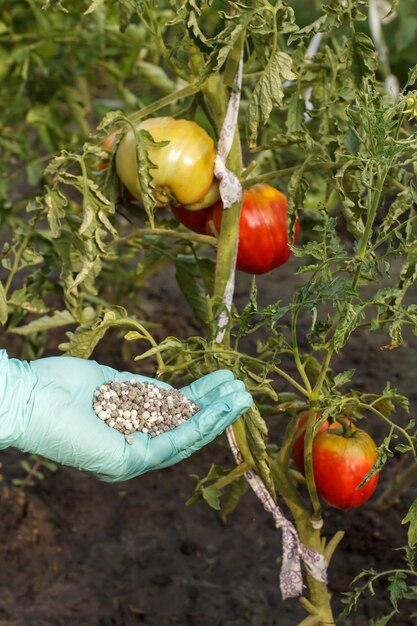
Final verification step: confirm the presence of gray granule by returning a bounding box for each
[93,380,199,444]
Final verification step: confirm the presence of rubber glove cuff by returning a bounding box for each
[0,350,35,450]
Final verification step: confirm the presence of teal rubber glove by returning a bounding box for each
[0,350,252,482]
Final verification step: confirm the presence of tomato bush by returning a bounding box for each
[292,414,379,510]
[2,1,417,624]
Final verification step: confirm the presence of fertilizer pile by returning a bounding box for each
[93,380,199,442]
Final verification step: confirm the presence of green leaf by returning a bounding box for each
[11,310,75,335]
[175,255,208,326]
[219,477,248,524]
[372,397,395,417]
[402,499,417,548]
[43,186,68,238]
[369,611,397,626]
[176,0,209,47]
[59,325,108,358]
[135,128,165,228]
[333,369,355,387]
[42,459,58,472]
[196,257,216,296]
[134,337,183,361]
[20,460,32,474]
[208,23,244,75]
[344,128,359,154]
[59,307,129,358]
[136,62,176,94]
[124,331,146,342]
[333,303,365,352]
[387,571,407,611]
[212,462,250,489]
[26,160,45,186]
[202,485,221,510]
[286,92,305,133]
[244,405,274,495]
[247,50,296,147]
[42,0,68,10]
[118,0,135,31]
[84,0,105,15]
[405,65,417,89]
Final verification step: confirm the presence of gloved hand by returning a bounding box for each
[0,350,252,482]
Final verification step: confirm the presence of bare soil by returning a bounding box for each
[0,255,416,626]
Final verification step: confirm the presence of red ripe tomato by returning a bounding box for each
[292,413,379,509]
[171,204,212,235]
[207,183,300,274]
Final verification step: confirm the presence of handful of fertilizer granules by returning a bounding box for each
[93,380,199,443]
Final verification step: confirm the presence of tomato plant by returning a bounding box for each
[115,116,220,209]
[292,414,379,510]
[2,1,417,625]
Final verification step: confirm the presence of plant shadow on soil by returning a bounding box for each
[0,253,416,626]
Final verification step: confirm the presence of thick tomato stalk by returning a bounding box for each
[172,183,299,275]
[115,117,220,210]
[292,413,380,510]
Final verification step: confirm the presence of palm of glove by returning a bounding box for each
[14,356,251,482]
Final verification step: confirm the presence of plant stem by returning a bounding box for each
[292,307,313,394]
[302,349,333,519]
[296,615,321,626]
[4,232,32,296]
[323,530,345,563]
[272,457,335,625]
[113,319,166,371]
[358,165,385,259]
[133,228,217,247]
[243,161,345,187]
[129,82,204,125]
[205,349,310,397]
[17,457,44,491]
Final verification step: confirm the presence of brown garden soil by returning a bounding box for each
[0,250,416,626]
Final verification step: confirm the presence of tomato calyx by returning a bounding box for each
[153,185,178,208]
[325,417,356,438]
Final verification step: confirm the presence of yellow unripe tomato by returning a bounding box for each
[115,117,220,210]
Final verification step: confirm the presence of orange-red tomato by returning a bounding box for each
[171,204,212,235]
[207,184,299,274]
[101,131,120,154]
[115,117,220,209]
[292,413,380,510]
